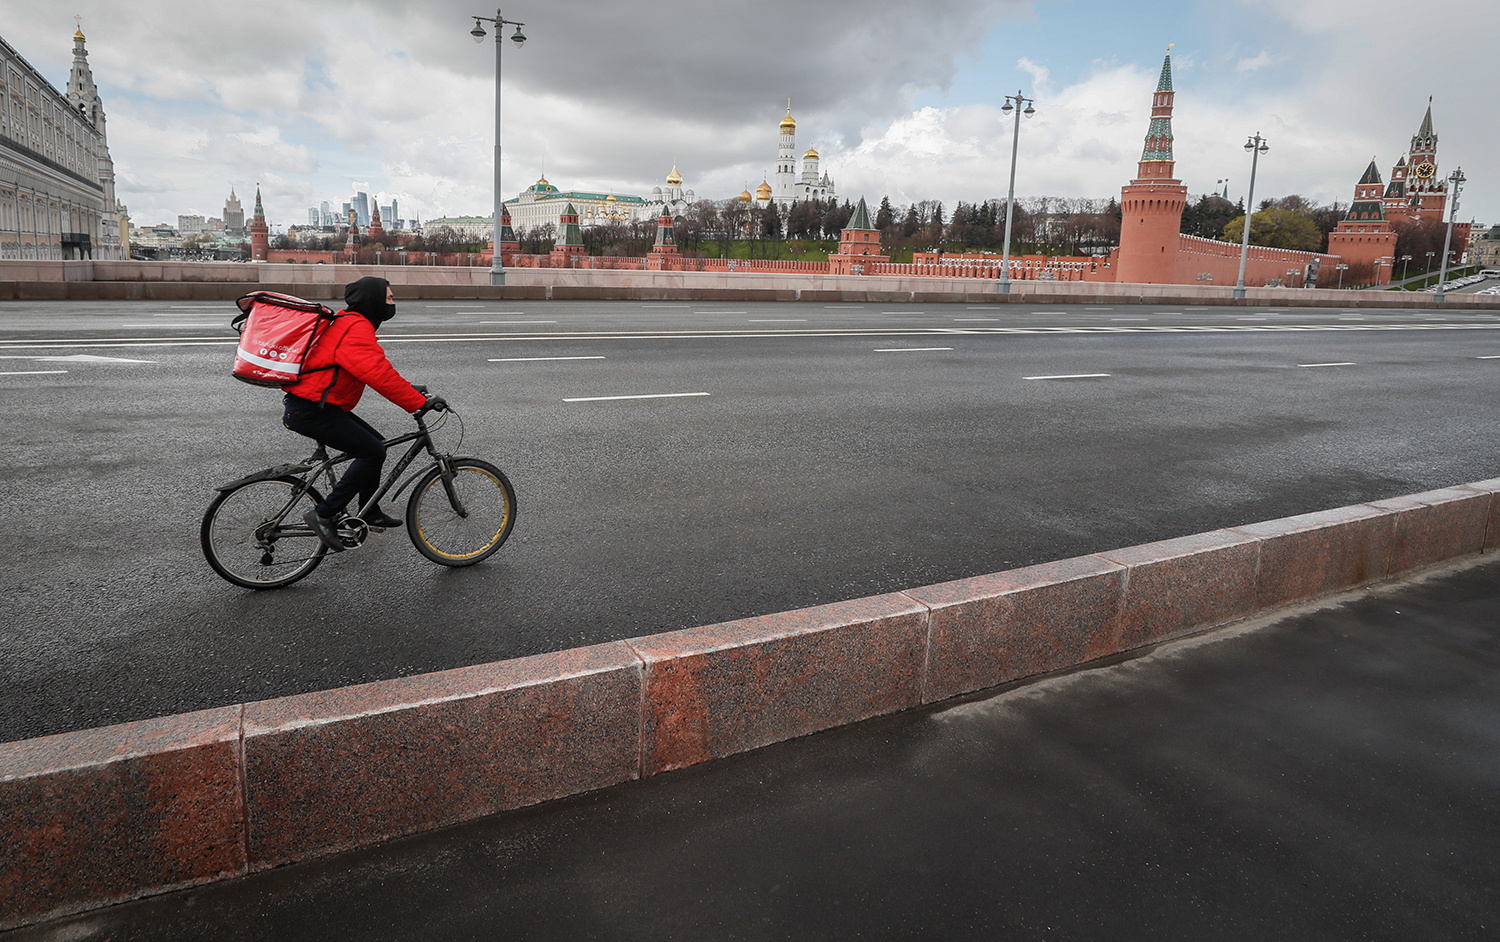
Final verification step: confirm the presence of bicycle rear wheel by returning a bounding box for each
[406,458,516,566]
[202,476,328,589]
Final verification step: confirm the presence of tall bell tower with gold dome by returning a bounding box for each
[772,103,835,208]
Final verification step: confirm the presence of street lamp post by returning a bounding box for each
[997,90,1035,295]
[1434,166,1466,303]
[1335,263,1348,289]
[1233,133,1269,299]
[470,9,527,287]
[1400,254,1412,283]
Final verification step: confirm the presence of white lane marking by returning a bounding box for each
[882,311,924,314]
[1298,361,1356,368]
[564,392,709,402]
[953,317,998,321]
[479,320,558,325]
[1025,373,1111,380]
[875,347,954,353]
[694,310,747,314]
[1155,311,1184,316]
[0,370,67,375]
[1112,317,1148,321]
[1476,355,1500,359]
[489,356,605,362]
[1237,316,1268,321]
[153,311,223,317]
[1084,307,1113,311]
[966,306,995,310]
[747,318,808,322]
[0,354,154,362]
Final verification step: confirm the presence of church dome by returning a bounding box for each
[780,110,796,132]
[651,186,663,199]
[530,175,557,194]
[666,164,684,186]
[756,179,772,200]
[605,192,617,203]
[804,145,819,159]
[738,188,753,203]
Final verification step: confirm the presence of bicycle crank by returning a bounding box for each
[337,517,369,549]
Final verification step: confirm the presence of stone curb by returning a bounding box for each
[3,480,1499,929]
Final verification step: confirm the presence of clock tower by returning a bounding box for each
[1385,99,1446,224]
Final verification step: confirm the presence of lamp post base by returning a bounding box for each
[997,278,1011,295]
[489,267,506,287]
[1231,286,1246,300]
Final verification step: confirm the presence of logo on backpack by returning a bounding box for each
[231,292,339,387]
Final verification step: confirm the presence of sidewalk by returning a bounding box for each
[12,556,1498,941]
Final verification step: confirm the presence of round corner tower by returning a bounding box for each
[1114,50,1187,284]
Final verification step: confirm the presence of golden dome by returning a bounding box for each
[756,179,773,200]
[74,27,86,41]
[605,192,617,202]
[804,145,819,159]
[737,188,753,203]
[780,109,796,132]
[665,164,683,186]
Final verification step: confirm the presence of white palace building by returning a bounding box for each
[502,105,833,232]
[0,22,120,260]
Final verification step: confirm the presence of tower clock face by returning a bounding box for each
[1414,161,1437,180]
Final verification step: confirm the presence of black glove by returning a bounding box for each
[420,395,448,414]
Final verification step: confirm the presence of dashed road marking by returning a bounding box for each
[564,392,709,402]
[489,356,605,362]
[1298,361,1356,368]
[875,347,954,353]
[747,318,808,322]
[480,320,558,325]
[1025,372,1111,380]
[0,370,67,376]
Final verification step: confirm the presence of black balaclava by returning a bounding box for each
[344,276,395,327]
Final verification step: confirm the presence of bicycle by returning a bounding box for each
[200,398,516,589]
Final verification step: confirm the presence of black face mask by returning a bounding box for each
[344,276,395,326]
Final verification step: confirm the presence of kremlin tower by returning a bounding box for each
[1113,50,1187,284]
[1326,159,1397,285]
[249,186,269,261]
[829,198,888,275]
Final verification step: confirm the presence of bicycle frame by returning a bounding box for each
[259,411,463,547]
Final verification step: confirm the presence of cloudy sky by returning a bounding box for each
[3,0,1495,229]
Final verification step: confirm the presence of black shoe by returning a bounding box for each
[364,509,404,531]
[304,510,345,552]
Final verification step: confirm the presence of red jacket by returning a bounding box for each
[284,312,426,413]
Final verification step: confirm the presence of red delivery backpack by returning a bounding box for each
[230,291,341,387]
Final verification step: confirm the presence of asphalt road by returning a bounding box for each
[3,298,1500,742]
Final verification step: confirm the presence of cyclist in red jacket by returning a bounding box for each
[283,276,441,551]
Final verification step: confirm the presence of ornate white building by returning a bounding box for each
[772,105,834,208]
[0,22,119,260]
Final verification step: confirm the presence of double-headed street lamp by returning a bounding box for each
[1399,254,1412,283]
[470,9,527,286]
[997,90,1035,295]
[1335,262,1349,289]
[1434,166,1466,303]
[1233,133,1269,299]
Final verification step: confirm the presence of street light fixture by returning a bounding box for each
[1434,166,1466,303]
[469,8,527,286]
[1335,262,1348,289]
[1400,254,1412,283]
[1233,133,1269,299]
[997,90,1035,295]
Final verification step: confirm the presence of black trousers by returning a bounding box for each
[282,395,387,517]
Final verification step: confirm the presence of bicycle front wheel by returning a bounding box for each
[406,458,516,567]
[201,476,328,589]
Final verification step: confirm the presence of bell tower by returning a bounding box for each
[1114,49,1187,284]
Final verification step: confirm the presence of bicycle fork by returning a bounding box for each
[436,456,469,518]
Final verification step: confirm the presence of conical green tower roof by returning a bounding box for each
[1156,50,1173,92]
[1358,158,1383,186]
[557,203,583,247]
[847,197,873,231]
